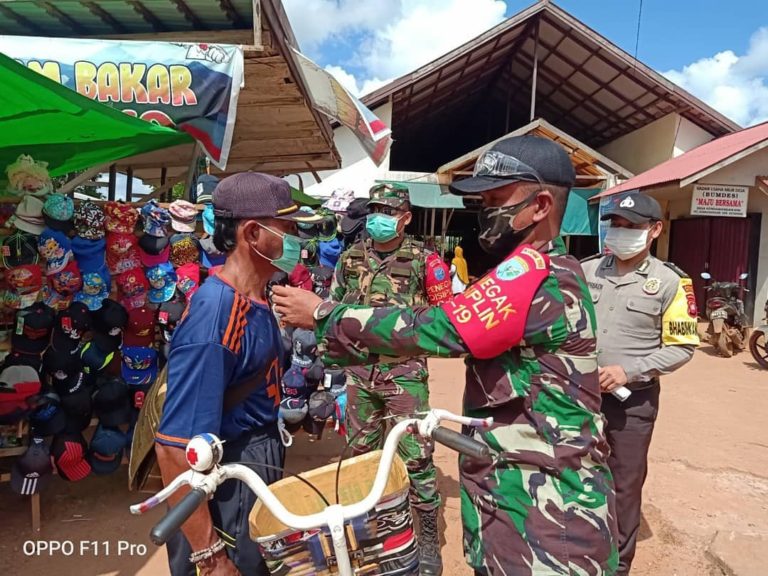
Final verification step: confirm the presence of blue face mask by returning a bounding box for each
[365,214,400,243]
[256,224,302,274]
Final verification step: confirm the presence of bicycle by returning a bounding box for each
[130,409,492,576]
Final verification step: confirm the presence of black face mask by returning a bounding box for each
[477,190,538,255]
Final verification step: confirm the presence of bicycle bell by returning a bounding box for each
[186,433,224,473]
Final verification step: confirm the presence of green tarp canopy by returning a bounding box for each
[561,188,600,236]
[376,180,465,208]
[0,52,192,179]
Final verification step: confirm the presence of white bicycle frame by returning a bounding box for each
[131,409,492,576]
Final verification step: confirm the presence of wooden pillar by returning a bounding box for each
[530,17,540,121]
[126,167,134,202]
[108,165,116,201]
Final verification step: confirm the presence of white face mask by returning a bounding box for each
[604,226,650,260]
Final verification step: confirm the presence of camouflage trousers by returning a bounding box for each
[346,361,440,513]
[462,404,618,576]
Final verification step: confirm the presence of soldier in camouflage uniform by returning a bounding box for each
[330,183,451,576]
[273,136,618,576]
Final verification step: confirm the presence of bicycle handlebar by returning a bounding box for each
[150,488,207,545]
[432,426,490,459]
[133,409,493,542]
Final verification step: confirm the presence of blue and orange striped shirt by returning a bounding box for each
[156,274,283,448]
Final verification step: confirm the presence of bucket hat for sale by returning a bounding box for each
[42,194,74,233]
[7,195,45,235]
[104,202,138,234]
[73,200,106,240]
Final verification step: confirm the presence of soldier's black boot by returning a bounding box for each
[417,509,443,576]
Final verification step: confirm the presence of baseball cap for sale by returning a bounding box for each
[158,300,185,343]
[146,265,177,304]
[121,346,158,386]
[104,201,138,234]
[93,377,131,427]
[88,425,127,475]
[80,333,118,375]
[140,200,171,238]
[600,191,663,224]
[449,135,576,195]
[138,234,171,267]
[52,431,92,481]
[106,232,141,275]
[28,393,67,437]
[123,306,156,347]
[195,174,219,204]
[291,328,317,368]
[199,236,226,268]
[175,262,200,298]
[117,267,149,311]
[38,228,73,275]
[169,200,198,233]
[1,231,39,268]
[5,263,42,310]
[213,173,324,224]
[57,302,92,341]
[10,437,52,495]
[0,365,41,423]
[11,303,55,355]
[93,299,128,337]
[73,269,111,312]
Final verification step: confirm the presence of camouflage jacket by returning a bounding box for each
[329,237,430,307]
[313,243,617,573]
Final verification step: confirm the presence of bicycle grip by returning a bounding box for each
[150,488,208,546]
[431,426,490,459]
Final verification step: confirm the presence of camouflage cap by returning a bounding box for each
[368,183,410,209]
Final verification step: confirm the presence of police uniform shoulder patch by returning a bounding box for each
[663,262,690,278]
[580,253,603,264]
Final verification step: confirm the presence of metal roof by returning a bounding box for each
[0,1,253,36]
[363,0,739,152]
[438,118,633,188]
[596,121,768,198]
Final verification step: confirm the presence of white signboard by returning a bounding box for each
[691,184,749,217]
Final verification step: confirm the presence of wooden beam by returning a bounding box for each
[58,166,106,194]
[0,4,41,34]
[82,1,126,34]
[217,0,247,28]
[170,0,207,30]
[530,16,540,121]
[127,0,165,32]
[36,1,87,35]
[252,0,262,48]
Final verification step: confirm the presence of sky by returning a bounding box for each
[282,0,768,127]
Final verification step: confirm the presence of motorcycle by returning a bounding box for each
[749,298,768,369]
[700,272,749,357]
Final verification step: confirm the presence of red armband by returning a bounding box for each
[440,245,550,359]
[424,253,452,305]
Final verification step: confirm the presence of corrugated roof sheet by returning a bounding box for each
[597,121,768,198]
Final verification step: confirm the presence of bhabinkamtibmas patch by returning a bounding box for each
[441,245,550,359]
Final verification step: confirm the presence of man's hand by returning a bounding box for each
[197,550,241,576]
[598,365,628,392]
[271,286,322,329]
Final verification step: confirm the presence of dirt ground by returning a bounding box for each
[1,345,766,575]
